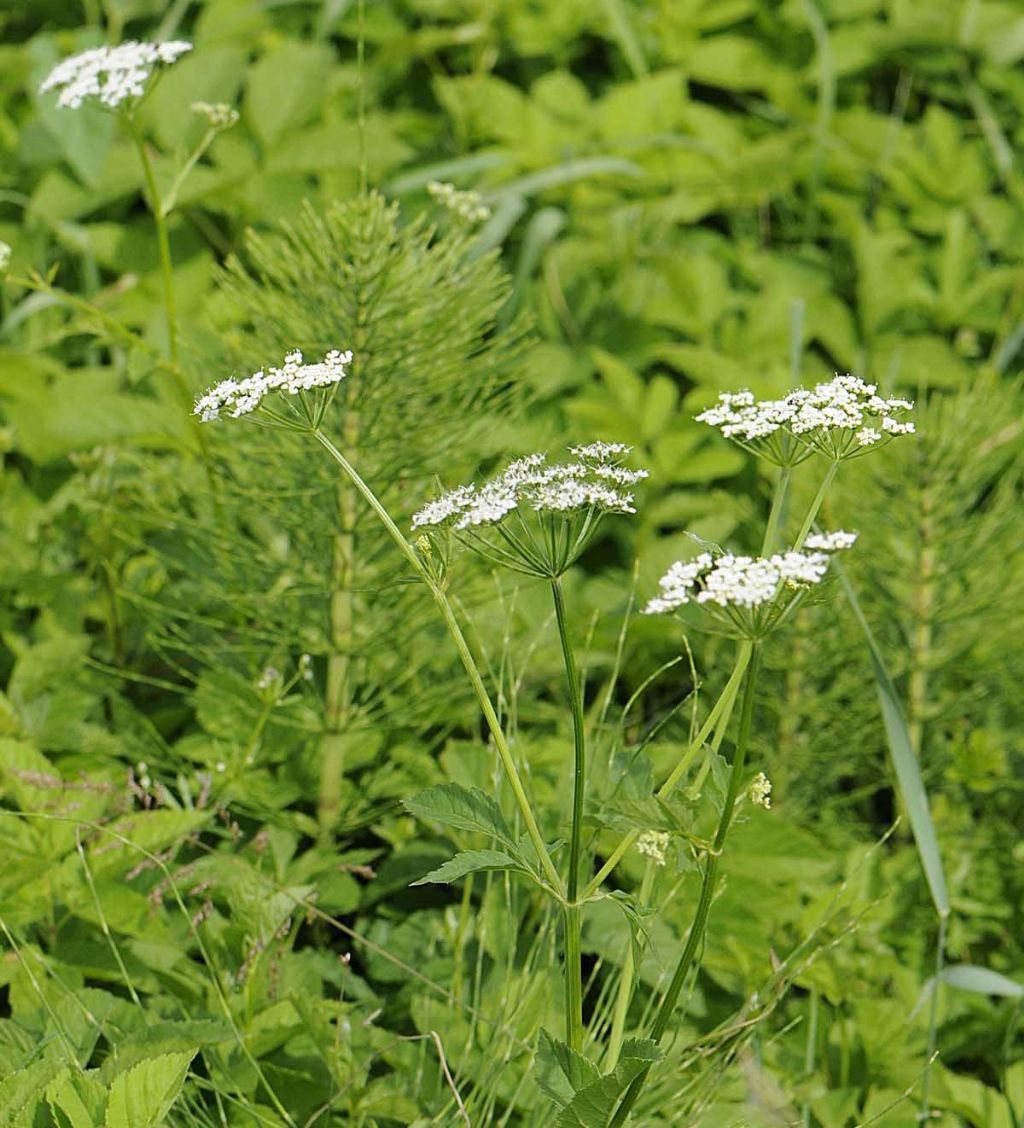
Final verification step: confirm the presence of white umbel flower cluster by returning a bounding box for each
[412,448,647,531]
[0,241,10,274]
[194,349,352,422]
[427,181,491,222]
[644,532,856,632]
[636,830,670,866]
[697,376,914,463]
[39,41,192,109]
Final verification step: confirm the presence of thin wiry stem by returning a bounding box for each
[126,116,180,376]
[551,575,586,1051]
[609,644,762,1127]
[311,428,564,894]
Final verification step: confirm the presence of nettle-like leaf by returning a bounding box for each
[403,782,517,849]
[103,1051,196,1128]
[46,1068,106,1128]
[410,848,525,886]
[534,1030,662,1126]
[555,1040,662,1128]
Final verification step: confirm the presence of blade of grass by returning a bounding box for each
[836,565,949,919]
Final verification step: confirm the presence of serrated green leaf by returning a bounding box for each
[46,1068,106,1128]
[554,1040,662,1128]
[403,783,516,848]
[410,849,522,886]
[534,1029,600,1106]
[103,1051,195,1128]
[0,1058,54,1127]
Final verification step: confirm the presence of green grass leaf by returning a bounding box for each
[838,568,950,918]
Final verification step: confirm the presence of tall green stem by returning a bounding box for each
[127,119,181,379]
[795,458,839,547]
[609,644,762,1126]
[551,576,586,1051]
[311,428,563,894]
[761,464,791,554]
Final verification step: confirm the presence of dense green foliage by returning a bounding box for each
[1,1,1023,1125]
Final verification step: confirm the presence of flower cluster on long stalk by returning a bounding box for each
[193,356,916,1119]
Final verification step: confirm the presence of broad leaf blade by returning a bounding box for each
[104,1051,195,1128]
[403,783,516,848]
[554,1040,662,1128]
[534,1029,600,1106]
[410,849,522,886]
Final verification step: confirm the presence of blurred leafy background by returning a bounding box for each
[0,0,1022,1124]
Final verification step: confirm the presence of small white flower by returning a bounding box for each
[39,40,192,110]
[195,348,352,422]
[804,530,858,552]
[427,180,490,223]
[257,666,280,690]
[412,445,647,576]
[191,100,238,129]
[636,830,670,866]
[644,534,855,632]
[0,241,10,273]
[749,772,772,809]
[412,447,646,532]
[856,427,881,446]
[569,441,632,462]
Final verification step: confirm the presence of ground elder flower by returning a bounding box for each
[644,534,854,638]
[40,40,192,110]
[427,180,491,222]
[636,830,670,866]
[413,444,646,577]
[698,375,915,464]
[194,349,352,424]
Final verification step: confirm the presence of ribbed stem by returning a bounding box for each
[551,576,586,1051]
[311,428,563,894]
[609,644,762,1126]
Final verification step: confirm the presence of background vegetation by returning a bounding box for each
[1,0,1022,1124]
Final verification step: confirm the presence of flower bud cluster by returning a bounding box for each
[636,830,670,866]
[427,181,490,223]
[194,349,352,422]
[40,40,192,109]
[191,100,239,129]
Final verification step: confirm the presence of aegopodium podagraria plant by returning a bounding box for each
[413,443,646,1051]
[194,356,914,1122]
